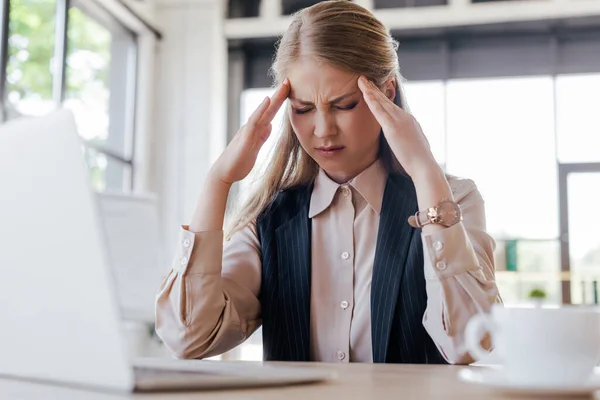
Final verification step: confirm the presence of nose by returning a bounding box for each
[313,110,337,139]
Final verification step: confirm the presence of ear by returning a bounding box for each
[383,79,396,102]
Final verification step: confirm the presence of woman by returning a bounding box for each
[156,0,501,364]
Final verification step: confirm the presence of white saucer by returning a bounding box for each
[457,367,600,396]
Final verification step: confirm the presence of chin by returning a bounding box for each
[313,155,345,167]
[316,158,353,176]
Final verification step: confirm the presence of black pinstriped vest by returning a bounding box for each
[256,172,447,364]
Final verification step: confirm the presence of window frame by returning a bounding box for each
[0,0,139,192]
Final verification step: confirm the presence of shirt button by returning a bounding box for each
[433,241,443,251]
[436,261,447,271]
[180,257,189,266]
[341,186,350,197]
[340,300,349,310]
[337,351,346,360]
[183,239,191,248]
[341,252,350,260]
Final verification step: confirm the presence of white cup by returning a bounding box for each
[465,304,600,385]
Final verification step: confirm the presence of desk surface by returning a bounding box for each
[0,362,596,400]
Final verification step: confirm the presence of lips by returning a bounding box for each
[316,146,344,151]
[315,146,345,157]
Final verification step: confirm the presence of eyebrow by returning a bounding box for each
[289,91,358,106]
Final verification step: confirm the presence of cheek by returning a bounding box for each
[338,106,380,142]
[289,112,314,146]
[290,112,313,134]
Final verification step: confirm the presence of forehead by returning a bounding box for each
[286,57,358,100]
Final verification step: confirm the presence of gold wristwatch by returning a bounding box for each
[408,199,462,228]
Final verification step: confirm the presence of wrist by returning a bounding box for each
[207,170,233,191]
[411,163,446,188]
[411,164,454,213]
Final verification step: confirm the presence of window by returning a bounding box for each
[83,147,132,192]
[65,1,137,191]
[566,172,600,304]
[444,76,561,305]
[5,0,57,117]
[446,76,558,239]
[556,74,600,164]
[494,239,562,306]
[1,0,138,193]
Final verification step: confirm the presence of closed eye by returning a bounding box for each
[337,102,357,111]
[294,107,313,115]
[293,102,357,115]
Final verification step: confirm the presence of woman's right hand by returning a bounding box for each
[211,79,291,186]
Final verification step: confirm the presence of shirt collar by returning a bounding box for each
[308,158,388,219]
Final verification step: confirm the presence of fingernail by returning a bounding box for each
[262,96,269,105]
[283,78,289,85]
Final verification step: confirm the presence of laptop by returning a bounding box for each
[0,110,334,392]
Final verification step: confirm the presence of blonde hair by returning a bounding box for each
[227,0,409,236]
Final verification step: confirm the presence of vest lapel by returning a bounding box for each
[274,199,311,361]
[370,174,419,363]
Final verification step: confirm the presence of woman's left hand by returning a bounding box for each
[357,75,440,181]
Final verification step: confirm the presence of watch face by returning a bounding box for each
[438,200,462,226]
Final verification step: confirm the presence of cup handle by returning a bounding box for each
[464,313,495,362]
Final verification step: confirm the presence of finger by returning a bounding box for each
[358,77,394,127]
[249,124,272,152]
[364,78,398,117]
[357,75,372,98]
[358,76,391,118]
[248,96,272,128]
[259,79,291,125]
[259,123,273,143]
[364,94,394,130]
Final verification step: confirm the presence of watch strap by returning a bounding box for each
[408,207,438,228]
[407,199,461,228]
